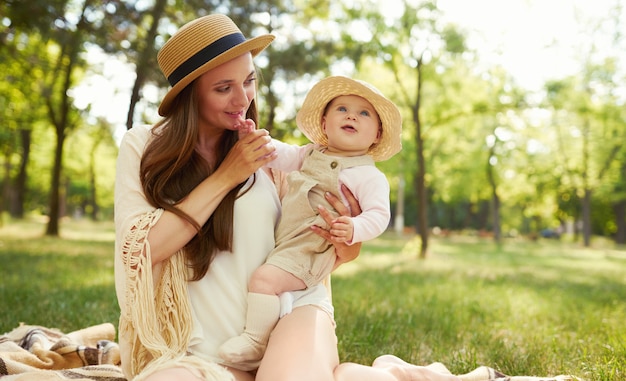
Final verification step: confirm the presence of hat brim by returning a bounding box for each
[296,76,402,161]
[158,34,274,116]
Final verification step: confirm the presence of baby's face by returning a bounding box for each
[322,95,382,157]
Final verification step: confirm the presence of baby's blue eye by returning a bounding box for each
[360,110,370,117]
[338,106,347,112]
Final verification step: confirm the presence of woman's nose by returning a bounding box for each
[232,86,249,107]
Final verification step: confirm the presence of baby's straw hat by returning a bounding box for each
[296,76,402,161]
[157,14,274,116]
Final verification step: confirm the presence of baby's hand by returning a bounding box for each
[328,215,354,244]
[236,117,256,140]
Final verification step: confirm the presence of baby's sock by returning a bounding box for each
[218,292,280,365]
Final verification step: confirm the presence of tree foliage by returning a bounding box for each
[1,0,624,247]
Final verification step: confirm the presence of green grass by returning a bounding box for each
[333,234,626,380]
[1,219,624,380]
[0,218,119,333]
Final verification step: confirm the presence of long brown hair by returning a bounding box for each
[140,80,259,281]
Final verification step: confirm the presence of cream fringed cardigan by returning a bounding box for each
[116,201,287,380]
[114,125,290,380]
[117,208,192,379]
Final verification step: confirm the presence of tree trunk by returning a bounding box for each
[46,130,65,235]
[614,161,626,245]
[580,116,591,247]
[89,145,99,220]
[125,0,167,131]
[486,143,501,243]
[12,129,31,218]
[394,177,405,234]
[44,1,92,236]
[582,188,592,247]
[413,61,428,258]
[492,193,501,243]
[613,200,625,244]
[1,152,10,226]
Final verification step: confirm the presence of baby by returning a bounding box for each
[219,76,403,368]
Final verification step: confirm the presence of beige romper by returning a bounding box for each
[265,148,374,287]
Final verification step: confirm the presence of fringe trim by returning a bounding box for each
[118,209,193,379]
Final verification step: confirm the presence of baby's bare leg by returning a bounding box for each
[248,263,306,295]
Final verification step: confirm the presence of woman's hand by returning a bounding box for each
[215,119,276,186]
[311,184,362,269]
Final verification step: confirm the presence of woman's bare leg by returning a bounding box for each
[335,355,462,381]
[257,304,461,381]
[256,305,339,381]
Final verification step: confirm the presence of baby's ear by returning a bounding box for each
[374,128,382,143]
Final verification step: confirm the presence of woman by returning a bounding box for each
[114,13,464,381]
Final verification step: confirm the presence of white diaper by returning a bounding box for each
[278,283,335,326]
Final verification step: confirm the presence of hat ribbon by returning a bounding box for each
[167,32,246,86]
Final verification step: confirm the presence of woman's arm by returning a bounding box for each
[148,128,277,265]
[116,126,277,266]
[310,184,363,270]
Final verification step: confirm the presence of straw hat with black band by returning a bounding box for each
[296,76,403,162]
[157,14,275,116]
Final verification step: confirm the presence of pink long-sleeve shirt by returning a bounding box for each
[267,140,390,244]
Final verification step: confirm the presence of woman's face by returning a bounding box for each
[196,53,257,132]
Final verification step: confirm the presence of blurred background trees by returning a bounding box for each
[1,0,624,253]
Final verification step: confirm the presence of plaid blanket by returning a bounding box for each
[0,323,125,380]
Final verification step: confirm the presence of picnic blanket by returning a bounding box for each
[0,322,125,380]
[0,323,581,381]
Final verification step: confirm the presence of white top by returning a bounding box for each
[187,170,281,363]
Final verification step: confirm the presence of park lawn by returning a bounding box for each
[0,218,119,333]
[1,219,625,381]
[333,233,626,380]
